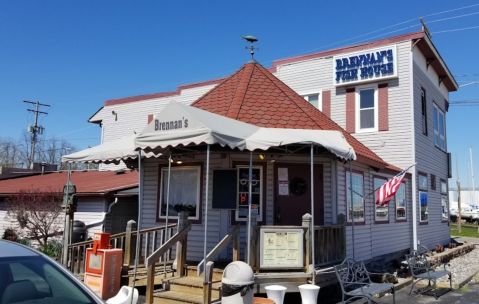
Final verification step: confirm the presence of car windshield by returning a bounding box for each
[0,255,100,304]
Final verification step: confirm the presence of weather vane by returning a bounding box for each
[242,35,259,59]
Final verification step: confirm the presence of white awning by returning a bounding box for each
[135,101,356,160]
[61,134,159,164]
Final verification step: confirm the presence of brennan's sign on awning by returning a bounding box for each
[333,45,398,86]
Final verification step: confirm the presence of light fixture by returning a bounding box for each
[176,156,183,164]
[170,158,174,163]
[259,154,265,160]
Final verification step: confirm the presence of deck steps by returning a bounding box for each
[154,269,223,304]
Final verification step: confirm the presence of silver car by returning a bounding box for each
[0,239,105,304]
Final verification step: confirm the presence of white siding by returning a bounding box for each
[274,41,415,170]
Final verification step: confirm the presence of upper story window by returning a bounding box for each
[346,171,364,222]
[374,177,388,222]
[356,86,378,132]
[421,89,428,135]
[303,93,321,111]
[433,103,446,150]
[159,166,201,221]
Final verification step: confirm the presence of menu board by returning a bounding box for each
[260,228,304,268]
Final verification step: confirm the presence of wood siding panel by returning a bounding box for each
[413,61,450,249]
[345,89,356,133]
[378,84,389,131]
[322,90,331,118]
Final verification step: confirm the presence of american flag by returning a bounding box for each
[375,164,414,206]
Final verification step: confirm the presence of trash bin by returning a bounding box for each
[72,220,87,243]
[221,261,254,304]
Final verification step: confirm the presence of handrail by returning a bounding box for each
[68,223,178,248]
[145,223,192,267]
[197,224,241,275]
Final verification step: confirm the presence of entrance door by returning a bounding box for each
[274,163,323,226]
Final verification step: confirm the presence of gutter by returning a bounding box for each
[84,197,119,230]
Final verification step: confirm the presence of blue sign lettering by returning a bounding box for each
[335,48,395,84]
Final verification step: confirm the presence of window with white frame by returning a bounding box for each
[374,177,388,221]
[302,93,321,111]
[419,191,428,222]
[433,104,446,150]
[442,195,448,220]
[395,183,406,220]
[418,172,428,190]
[236,166,262,221]
[159,166,201,220]
[356,86,378,132]
[346,171,364,222]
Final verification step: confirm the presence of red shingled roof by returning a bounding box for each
[191,60,387,167]
[0,171,138,196]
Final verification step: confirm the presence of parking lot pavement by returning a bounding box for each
[370,284,479,304]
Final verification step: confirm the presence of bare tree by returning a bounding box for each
[6,188,63,246]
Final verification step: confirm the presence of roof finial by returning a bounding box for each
[242,35,259,59]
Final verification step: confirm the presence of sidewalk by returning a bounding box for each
[452,235,479,245]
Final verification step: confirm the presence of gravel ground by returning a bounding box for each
[437,244,479,283]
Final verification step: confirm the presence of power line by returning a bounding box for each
[433,25,479,34]
[427,11,479,24]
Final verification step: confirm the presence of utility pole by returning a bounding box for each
[24,100,50,169]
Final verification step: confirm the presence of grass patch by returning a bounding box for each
[450,222,479,238]
[459,285,468,291]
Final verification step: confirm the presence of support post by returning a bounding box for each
[249,215,258,271]
[146,261,155,304]
[175,211,189,277]
[203,261,214,304]
[302,213,312,273]
[233,234,240,262]
[124,220,137,266]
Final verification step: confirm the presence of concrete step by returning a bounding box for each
[154,290,220,304]
[166,276,222,298]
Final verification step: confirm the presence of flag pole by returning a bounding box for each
[349,160,355,260]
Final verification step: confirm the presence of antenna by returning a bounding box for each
[420,17,432,39]
[241,35,259,59]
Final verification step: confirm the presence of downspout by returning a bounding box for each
[84,197,119,230]
[410,46,418,251]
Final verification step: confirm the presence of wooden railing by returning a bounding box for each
[197,224,241,276]
[67,221,177,275]
[313,225,345,266]
[145,212,191,304]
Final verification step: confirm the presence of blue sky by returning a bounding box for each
[1,0,478,185]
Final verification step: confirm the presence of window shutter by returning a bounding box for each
[378,83,389,131]
[322,90,331,118]
[147,114,154,124]
[346,88,355,133]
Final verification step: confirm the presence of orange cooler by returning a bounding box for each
[84,248,123,299]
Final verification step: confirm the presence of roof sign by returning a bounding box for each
[333,45,398,86]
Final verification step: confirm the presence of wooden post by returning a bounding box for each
[302,213,312,273]
[337,213,346,259]
[233,234,240,262]
[146,262,155,304]
[203,261,214,304]
[174,211,189,276]
[124,220,137,266]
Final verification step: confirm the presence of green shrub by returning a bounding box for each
[17,238,32,247]
[38,240,63,258]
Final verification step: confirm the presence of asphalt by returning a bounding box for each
[452,235,479,245]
